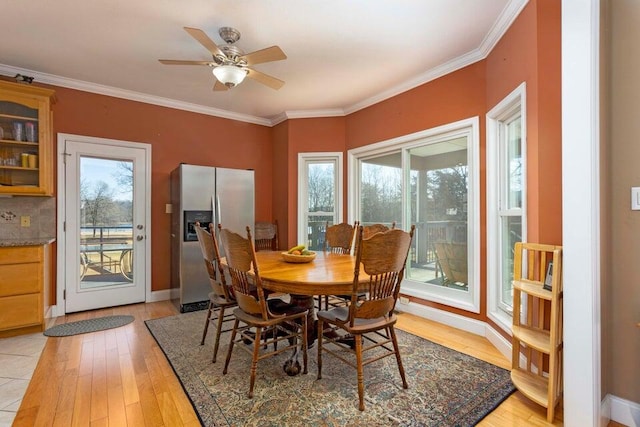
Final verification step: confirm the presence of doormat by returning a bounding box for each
[44,315,134,337]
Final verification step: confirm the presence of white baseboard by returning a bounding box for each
[484,322,513,361]
[604,394,640,427]
[148,289,173,302]
[396,300,513,362]
[51,304,63,318]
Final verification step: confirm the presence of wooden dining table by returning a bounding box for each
[256,250,366,295]
[255,250,369,342]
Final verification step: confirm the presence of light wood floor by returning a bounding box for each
[12,300,567,426]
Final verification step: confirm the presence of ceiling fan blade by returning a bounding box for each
[159,59,213,66]
[241,46,287,66]
[183,27,224,58]
[213,80,229,91]
[246,68,285,90]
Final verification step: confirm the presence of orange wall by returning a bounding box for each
[346,62,487,150]
[272,121,289,248]
[40,0,561,325]
[280,118,347,248]
[486,0,562,245]
[337,0,561,326]
[51,87,273,292]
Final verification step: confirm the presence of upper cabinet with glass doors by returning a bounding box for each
[0,80,55,196]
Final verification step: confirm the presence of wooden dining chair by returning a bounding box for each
[317,225,415,411]
[353,221,396,254]
[254,220,279,251]
[194,222,237,363]
[319,221,359,310]
[219,226,308,398]
[323,221,357,254]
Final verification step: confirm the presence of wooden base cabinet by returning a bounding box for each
[511,242,563,423]
[0,245,50,337]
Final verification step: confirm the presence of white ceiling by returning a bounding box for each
[0,0,527,126]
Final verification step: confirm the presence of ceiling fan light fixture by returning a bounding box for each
[212,65,247,88]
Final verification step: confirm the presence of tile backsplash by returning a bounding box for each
[0,197,55,239]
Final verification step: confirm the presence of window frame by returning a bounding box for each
[297,152,344,246]
[486,82,527,334]
[348,117,480,313]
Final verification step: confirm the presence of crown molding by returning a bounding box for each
[0,63,272,127]
[341,0,528,115]
[270,108,346,126]
[343,47,486,116]
[0,0,528,128]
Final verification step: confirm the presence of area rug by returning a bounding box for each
[44,315,135,337]
[146,311,515,426]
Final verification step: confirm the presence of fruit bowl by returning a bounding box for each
[281,251,316,263]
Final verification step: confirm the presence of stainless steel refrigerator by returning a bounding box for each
[170,164,255,312]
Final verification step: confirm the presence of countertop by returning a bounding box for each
[0,237,55,247]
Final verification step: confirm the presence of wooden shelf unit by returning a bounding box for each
[511,242,563,423]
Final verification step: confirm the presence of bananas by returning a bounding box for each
[287,244,306,254]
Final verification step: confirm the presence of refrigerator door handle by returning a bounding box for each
[213,194,221,226]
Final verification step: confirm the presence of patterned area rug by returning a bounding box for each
[44,315,135,337]
[145,311,515,427]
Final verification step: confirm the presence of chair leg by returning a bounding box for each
[272,326,277,351]
[301,316,308,374]
[316,319,323,379]
[200,301,214,345]
[355,333,365,411]
[389,326,408,389]
[211,305,225,363]
[249,326,262,399]
[223,318,240,375]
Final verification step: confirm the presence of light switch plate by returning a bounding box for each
[632,187,640,210]
[165,203,172,214]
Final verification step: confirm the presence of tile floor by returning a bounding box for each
[0,333,47,427]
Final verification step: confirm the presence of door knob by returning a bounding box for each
[137,224,144,230]
[136,235,144,241]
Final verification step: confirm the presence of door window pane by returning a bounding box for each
[79,157,133,288]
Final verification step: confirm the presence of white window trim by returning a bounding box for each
[297,152,344,245]
[486,82,527,334]
[348,117,480,313]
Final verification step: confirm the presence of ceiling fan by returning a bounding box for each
[159,26,287,91]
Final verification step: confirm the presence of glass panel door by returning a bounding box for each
[405,137,469,290]
[63,138,147,313]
